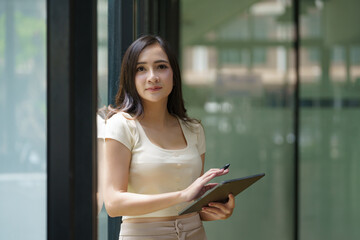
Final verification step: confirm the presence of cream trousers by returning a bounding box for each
[119,213,207,240]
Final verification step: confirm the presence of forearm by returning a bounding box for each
[104,190,187,217]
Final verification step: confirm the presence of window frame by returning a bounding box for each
[47,0,98,239]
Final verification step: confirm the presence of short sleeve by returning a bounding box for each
[197,123,206,155]
[97,114,106,139]
[105,112,136,150]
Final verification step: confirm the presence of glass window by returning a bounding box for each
[97,0,108,239]
[180,0,295,239]
[0,0,46,239]
[95,1,360,239]
[299,1,360,239]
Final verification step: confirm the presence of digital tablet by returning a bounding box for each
[178,173,265,215]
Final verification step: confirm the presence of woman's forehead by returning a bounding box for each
[138,43,169,62]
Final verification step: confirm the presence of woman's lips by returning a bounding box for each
[146,86,162,91]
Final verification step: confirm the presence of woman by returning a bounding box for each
[104,35,235,240]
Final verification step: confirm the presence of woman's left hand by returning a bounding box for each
[199,194,235,221]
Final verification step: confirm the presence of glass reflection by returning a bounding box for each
[97,0,108,239]
[300,0,360,239]
[0,0,46,239]
[181,0,295,239]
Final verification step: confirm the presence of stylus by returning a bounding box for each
[222,163,230,170]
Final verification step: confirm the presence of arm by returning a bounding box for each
[103,139,227,217]
[97,138,105,214]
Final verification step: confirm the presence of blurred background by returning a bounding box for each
[0,0,46,239]
[98,0,360,239]
[1,0,359,239]
[179,1,360,239]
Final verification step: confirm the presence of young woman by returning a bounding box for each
[104,35,235,240]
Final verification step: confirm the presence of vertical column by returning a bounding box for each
[47,0,97,239]
[293,0,300,240]
[108,0,134,105]
[107,0,134,238]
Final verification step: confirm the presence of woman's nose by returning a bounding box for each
[147,70,159,83]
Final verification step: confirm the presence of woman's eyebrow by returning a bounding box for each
[137,59,169,65]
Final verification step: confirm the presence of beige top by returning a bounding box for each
[105,112,206,220]
[97,114,106,139]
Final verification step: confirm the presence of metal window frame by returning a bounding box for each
[135,0,180,56]
[107,0,135,238]
[293,0,300,240]
[47,0,98,239]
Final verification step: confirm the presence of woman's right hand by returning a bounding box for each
[181,168,229,202]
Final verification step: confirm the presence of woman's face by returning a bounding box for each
[134,43,173,106]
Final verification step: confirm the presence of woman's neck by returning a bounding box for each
[140,101,173,127]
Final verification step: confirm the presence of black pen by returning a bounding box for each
[222,163,230,170]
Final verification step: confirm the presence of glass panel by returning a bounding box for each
[0,0,46,239]
[299,0,360,239]
[180,0,295,239]
[97,0,108,239]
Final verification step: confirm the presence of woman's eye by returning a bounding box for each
[136,66,145,72]
[158,64,168,70]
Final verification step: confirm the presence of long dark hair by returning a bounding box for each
[108,35,197,123]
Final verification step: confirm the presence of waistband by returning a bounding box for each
[120,213,202,236]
